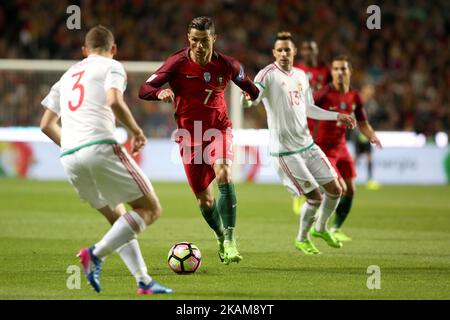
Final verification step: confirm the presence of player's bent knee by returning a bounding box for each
[305,189,322,202]
[199,198,214,208]
[216,171,232,184]
[339,182,347,195]
[98,206,122,225]
[129,193,162,225]
[152,205,162,221]
[333,184,343,197]
[214,163,232,184]
[323,180,342,197]
[140,205,161,226]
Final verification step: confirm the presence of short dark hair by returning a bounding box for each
[276,31,295,43]
[85,25,114,52]
[332,55,353,70]
[188,16,215,34]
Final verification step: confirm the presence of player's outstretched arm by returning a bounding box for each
[358,120,382,148]
[241,75,266,109]
[107,88,147,155]
[139,72,172,101]
[228,57,259,101]
[235,76,259,101]
[306,103,338,120]
[40,109,61,146]
[306,103,356,129]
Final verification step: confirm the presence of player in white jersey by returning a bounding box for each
[242,32,356,254]
[40,26,172,294]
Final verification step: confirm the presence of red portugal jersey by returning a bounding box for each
[295,62,332,133]
[294,62,331,91]
[312,84,367,149]
[139,48,259,145]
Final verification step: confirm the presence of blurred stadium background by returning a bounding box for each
[0,0,449,184]
[0,0,450,301]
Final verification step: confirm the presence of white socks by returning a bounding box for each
[93,210,146,259]
[116,239,152,285]
[297,199,321,241]
[315,192,341,232]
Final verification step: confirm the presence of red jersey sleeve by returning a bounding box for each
[138,50,185,101]
[223,55,259,100]
[354,91,368,121]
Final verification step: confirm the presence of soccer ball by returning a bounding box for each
[167,242,202,274]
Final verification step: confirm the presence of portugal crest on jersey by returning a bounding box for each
[203,72,211,83]
[340,102,347,110]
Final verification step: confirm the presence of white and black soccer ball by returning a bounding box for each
[167,242,202,274]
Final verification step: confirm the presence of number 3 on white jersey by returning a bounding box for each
[69,70,85,111]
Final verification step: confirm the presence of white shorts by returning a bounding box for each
[271,144,337,196]
[60,143,153,210]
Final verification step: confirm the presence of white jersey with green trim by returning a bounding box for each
[251,62,316,155]
[41,54,127,153]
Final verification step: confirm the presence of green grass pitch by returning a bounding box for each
[0,178,449,299]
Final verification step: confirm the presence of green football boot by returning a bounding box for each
[294,239,321,255]
[216,234,225,262]
[223,240,243,265]
[310,227,343,248]
[331,229,352,242]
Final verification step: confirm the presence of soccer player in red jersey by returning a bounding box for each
[313,55,382,241]
[294,41,331,92]
[139,17,259,264]
[292,41,331,215]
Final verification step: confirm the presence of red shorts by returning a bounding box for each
[179,130,234,194]
[321,145,356,180]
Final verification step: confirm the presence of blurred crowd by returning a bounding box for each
[0,0,449,138]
